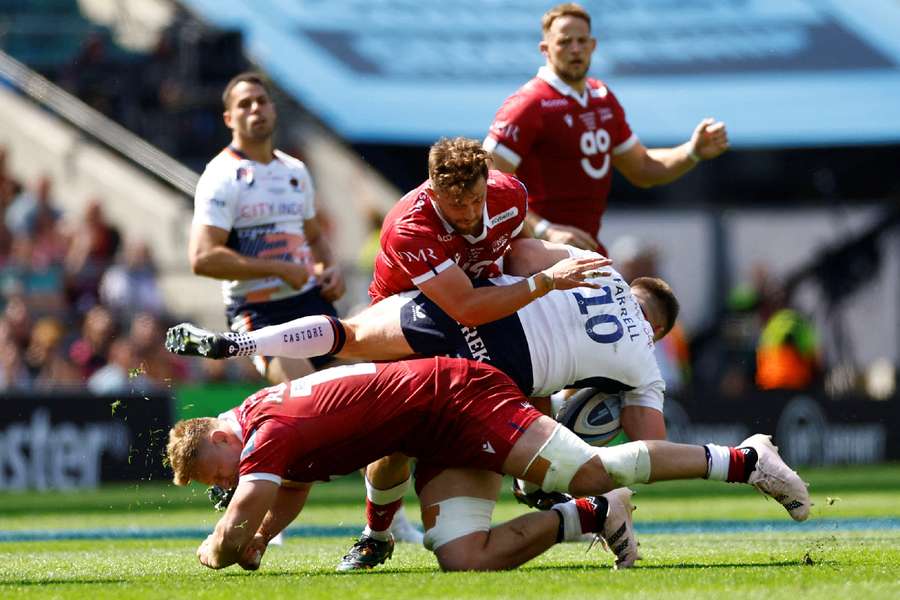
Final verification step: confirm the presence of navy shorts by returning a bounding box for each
[399,289,534,395]
[226,287,338,371]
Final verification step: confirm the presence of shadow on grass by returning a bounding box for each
[216,558,827,577]
[218,565,441,578]
[2,578,129,586]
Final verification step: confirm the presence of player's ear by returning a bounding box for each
[211,429,229,445]
[539,39,549,57]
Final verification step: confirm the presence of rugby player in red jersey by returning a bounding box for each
[194,135,608,568]
[484,3,730,252]
[166,357,810,572]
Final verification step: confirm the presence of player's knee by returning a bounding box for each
[423,497,494,566]
[527,424,597,494]
[595,441,651,487]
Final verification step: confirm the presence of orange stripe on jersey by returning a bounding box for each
[245,287,279,304]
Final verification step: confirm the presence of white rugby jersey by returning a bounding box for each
[193,146,318,309]
[492,268,665,413]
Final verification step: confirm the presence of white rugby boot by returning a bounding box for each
[740,434,811,522]
[596,487,639,569]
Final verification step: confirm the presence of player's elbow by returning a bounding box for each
[189,251,213,277]
[625,173,657,189]
[449,306,486,329]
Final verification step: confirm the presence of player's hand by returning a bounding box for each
[197,534,219,569]
[689,117,729,161]
[542,222,598,251]
[276,262,311,290]
[238,533,268,571]
[318,264,346,302]
[541,255,612,291]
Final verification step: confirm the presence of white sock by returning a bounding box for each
[551,500,584,542]
[704,444,731,481]
[362,525,392,542]
[250,315,339,358]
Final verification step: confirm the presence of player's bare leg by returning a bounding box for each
[265,356,315,384]
[166,296,413,362]
[337,453,421,571]
[419,467,631,571]
[420,469,558,571]
[504,415,811,523]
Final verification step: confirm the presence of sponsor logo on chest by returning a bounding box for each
[579,112,597,131]
[239,201,305,220]
[541,98,569,109]
[489,207,518,227]
[491,234,510,253]
[398,247,440,263]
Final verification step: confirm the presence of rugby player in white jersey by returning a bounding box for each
[188,71,420,545]
[190,71,345,384]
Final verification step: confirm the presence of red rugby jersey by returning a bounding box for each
[368,170,526,302]
[485,66,636,239]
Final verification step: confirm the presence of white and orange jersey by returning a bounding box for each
[193,146,318,308]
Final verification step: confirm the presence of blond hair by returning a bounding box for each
[166,417,216,486]
[542,3,592,34]
[428,137,489,196]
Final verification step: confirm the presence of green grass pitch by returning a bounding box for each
[1,464,899,599]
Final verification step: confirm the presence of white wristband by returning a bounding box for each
[527,275,538,293]
[533,219,551,239]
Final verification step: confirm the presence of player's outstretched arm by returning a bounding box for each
[255,483,311,545]
[505,238,603,277]
[237,483,311,570]
[197,479,278,570]
[613,118,729,188]
[418,255,610,327]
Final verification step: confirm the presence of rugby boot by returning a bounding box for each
[511,478,572,511]
[335,534,395,572]
[740,434,811,521]
[591,488,639,569]
[165,323,255,359]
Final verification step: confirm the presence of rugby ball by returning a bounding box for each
[555,388,623,447]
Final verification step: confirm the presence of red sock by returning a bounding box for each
[727,447,757,483]
[574,497,604,534]
[366,498,403,533]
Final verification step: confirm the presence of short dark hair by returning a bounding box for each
[427,137,489,196]
[222,72,271,109]
[632,276,680,339]
[542,3,592,34]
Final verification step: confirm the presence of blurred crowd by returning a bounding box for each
[52,24,245,171]
[0,147,258,394]
[0,140,823,398]
[609,236,821,401]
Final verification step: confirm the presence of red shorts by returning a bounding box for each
[412,367,543,495]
